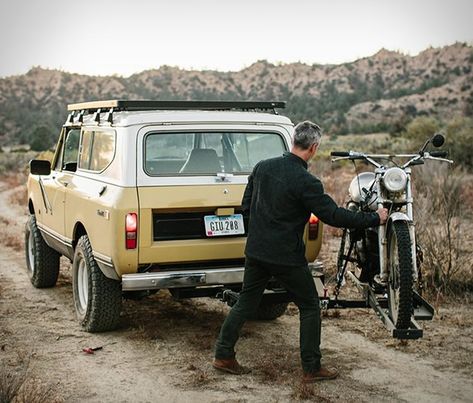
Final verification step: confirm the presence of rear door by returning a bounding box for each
[136,124,290,266]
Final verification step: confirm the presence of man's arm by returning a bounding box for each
[301,175,382,228]
[241,168,256,214]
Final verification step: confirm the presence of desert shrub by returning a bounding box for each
[402,116,441,148]
[403,116,473,171]
[444,117,473,170]
[414,164,473,295]
[0,151,37,176]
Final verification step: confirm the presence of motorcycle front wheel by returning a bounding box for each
[387,221,413,329]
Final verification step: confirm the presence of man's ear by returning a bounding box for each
[311,143,318,153]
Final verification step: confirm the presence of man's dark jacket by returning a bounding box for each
[242,152,380,266]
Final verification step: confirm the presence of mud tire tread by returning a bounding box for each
[73,235,121,332]
[25,215,60,288]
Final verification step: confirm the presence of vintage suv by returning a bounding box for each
[26,100,323,332]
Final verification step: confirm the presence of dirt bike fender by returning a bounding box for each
[387,212,411,225]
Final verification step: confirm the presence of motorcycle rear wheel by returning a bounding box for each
[387,221,413,329]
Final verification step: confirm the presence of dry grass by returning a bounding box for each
[0,353,61,403]
[185,367,216,387]
[415,165,473,296]
[0,152,36,176]
[291,382,332,402]
[1,233,23,252]
[0,217,13,226]
[8,186,27,207]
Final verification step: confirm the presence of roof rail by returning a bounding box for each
[67,100,286,113]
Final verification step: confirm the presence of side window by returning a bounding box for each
[79,130,115,172]
[79,131,93,169]
[63,129,81,172]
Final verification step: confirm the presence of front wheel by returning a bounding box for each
[25,215,60,288]
[387,221,413,329]
[72,235,122,332]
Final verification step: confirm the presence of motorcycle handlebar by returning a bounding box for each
[429,151,448,158]
[330,151,350,157]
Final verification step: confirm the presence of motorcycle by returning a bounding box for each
[331,133,452,329]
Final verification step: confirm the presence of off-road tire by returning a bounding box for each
[72,235,121,332]
[256,302,288,320]
[25,215,60,288]
[387,221,413,329]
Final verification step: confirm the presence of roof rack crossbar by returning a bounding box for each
[67,100,286,114]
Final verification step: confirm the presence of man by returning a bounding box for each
[213,121,388,382]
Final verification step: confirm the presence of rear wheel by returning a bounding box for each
[337,228,364,281]
[256,302,288,320]
[387,221,413,329]
[72,235,122,332]
[24,215,60,288]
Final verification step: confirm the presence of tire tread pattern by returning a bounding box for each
[75,235,122,332]
[391,221,413,329]
[25,215,60,288]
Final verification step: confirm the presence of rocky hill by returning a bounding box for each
[0,42,472,148]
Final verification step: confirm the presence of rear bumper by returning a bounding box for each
[121,260,324,291]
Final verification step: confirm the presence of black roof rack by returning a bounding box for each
[67,100,286,113]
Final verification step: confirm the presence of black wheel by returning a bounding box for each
[337,228,363,281]
[72,235,122,332]
[256,302,288,320]
[387,221,413,329]
[25,215,60,288]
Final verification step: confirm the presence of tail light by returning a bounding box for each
[125,213,138,249]
[308,214,319,240]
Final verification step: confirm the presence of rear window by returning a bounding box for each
[144,131,287,176]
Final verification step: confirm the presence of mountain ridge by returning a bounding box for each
[0,42,472,147]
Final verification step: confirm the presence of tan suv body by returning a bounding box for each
[26,100,323,332]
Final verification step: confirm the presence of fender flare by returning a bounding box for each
[72,222,120,281]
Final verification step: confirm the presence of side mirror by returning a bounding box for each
[431,133,445,148]
[30,160,51,176]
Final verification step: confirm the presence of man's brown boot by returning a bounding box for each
[213,358,251,375]
[303,367,339,383]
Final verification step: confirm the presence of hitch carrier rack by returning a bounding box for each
[220,262,434,340]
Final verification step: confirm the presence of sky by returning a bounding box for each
[0,0,472,78]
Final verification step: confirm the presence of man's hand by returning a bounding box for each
[377,207,388,225]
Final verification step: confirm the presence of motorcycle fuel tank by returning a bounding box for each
[348,172,378,210]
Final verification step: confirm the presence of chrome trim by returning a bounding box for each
[122,267,244,291]
[93,251,113,267]
[37,223,73,247]
[93,252,119,280]
[37,224,73,258]
[308,260,324,273]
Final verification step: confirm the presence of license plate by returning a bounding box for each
[204,214,245,237]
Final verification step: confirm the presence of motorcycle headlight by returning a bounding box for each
[383,167,407,192]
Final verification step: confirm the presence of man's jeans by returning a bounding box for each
[215,257,321,373]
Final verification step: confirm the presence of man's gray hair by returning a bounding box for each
[293,120,322,149]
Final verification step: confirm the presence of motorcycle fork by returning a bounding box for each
[375,173,388,282]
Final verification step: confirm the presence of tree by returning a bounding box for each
[29,126,55,151]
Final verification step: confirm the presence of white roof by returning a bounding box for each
[74,110,293,128]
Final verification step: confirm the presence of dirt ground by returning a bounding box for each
[1,178,473,403]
